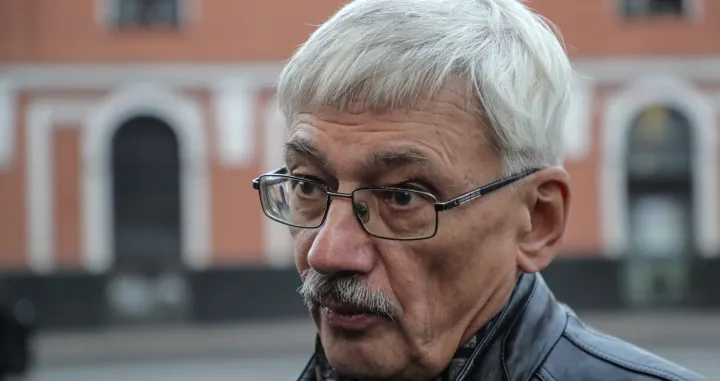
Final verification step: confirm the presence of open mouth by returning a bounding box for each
[318,301,385,331]
[324,302,375,316]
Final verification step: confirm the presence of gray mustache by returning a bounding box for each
[297,269,402,321]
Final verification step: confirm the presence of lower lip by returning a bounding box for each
[320,306,384,331]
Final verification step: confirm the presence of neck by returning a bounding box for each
[459,271,520,345]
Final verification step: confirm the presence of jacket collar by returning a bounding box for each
[297,272,567,381]
[458,272,567,381]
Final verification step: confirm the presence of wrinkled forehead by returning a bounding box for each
[284,129,429,176]
[282,100,495,184]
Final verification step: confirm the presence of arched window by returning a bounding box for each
[624,105,694,307]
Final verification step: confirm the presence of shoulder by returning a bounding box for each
[538,312,708,381]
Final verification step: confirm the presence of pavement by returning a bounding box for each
[26,311,720,380]
[34,311,720,366]
[33,317,317,367]
[29,355,311,381]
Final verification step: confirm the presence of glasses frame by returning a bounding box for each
[252,167,539,241]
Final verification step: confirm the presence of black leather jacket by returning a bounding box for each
[298,273,708,380]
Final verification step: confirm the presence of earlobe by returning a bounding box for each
[516,167,571,273]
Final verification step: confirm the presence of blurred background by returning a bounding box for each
[0,0,719,380]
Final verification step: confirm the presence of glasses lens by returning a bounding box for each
[353,188,437,240]
[259,176,328,228]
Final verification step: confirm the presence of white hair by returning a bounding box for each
[276,0,573,174]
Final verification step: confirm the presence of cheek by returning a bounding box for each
[445,207,520,305]
[374,242,433,310]
[385,242,468,340]
[453,197,519,251]
[292,228,316,271]
[421,205,516,298]
[385,243,448,306]
[422,215,481,276]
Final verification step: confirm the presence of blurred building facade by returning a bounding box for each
[0,0,719,329]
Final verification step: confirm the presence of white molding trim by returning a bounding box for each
[711,92,720,109]
[563,73,596,160]
[0,63,284,90]
[262,99,294,267]
[83,84,211,273]
[689,0,705,20]
[0,78,16,169]
[601,76,719,258]
[1,57,720,90]
[573,56,720,84]
[213,78,256,167]
[26,100,97,273]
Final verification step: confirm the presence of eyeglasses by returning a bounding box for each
[252,167,538,241]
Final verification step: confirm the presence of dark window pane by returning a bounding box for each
[627,106,692,178]
[622,0,685,18]
[115,0,180,28]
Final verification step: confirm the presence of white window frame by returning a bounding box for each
[601,76,718,259]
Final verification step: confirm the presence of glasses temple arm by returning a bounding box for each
[435,169,539,212]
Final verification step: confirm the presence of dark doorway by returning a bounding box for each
[107,116,188,324]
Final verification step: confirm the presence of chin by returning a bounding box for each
[318,315,407,379]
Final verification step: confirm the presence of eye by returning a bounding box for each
[291,179,325,199]
[391,190,414,206]
[297,181,317,195]
[378,189,426,209]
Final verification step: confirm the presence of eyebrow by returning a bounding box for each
[369,148,428,170]
[284,137,429,176]
[284,138,329,168]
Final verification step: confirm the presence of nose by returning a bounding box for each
[306,195,375,276]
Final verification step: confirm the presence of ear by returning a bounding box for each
[516,167,571,273]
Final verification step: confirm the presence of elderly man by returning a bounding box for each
[252,0,707,380]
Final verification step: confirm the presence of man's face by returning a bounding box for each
[285,88,527,379]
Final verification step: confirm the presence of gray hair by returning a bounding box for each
[276,0,573,174]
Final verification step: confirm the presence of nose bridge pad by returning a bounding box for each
[354,201,370,224]
[324,192,361,229]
